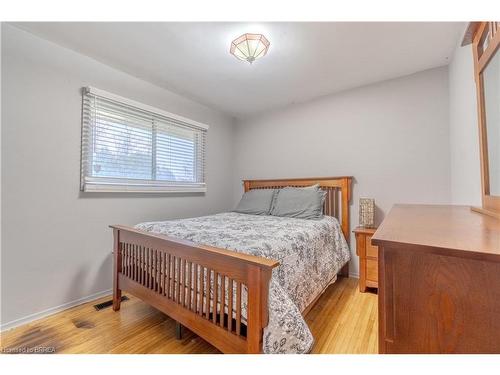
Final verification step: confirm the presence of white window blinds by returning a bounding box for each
[81,87,208,192]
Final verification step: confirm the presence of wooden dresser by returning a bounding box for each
[372,204,500,353]
[354,227,378,292]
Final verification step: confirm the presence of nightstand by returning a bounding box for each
[353,226,378,292]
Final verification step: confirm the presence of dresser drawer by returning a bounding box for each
[354,227,379,292]
[366,259,378,282]
[366,236,378,258]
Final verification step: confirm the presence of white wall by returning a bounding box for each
[448,43,481,205]
[1,24,235,328]
[233,67,452,276]
[0,23,3,330]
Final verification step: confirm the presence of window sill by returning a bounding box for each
[82,182,206,193]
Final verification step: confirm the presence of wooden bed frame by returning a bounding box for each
[110,176,352,353]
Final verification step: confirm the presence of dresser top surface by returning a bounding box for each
[371,204,500,260]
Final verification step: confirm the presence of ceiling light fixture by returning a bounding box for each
[230,33,270,64]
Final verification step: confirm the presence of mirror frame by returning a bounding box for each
[470,22,500,218]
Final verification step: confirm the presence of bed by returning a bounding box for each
[110,177,352,354]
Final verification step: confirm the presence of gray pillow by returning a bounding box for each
[233,189,277,215]
[270,185,326,219]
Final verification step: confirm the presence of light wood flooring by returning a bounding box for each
[0,277,378,354]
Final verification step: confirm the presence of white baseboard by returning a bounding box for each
[0,289,112,332]
[348,272,359,279]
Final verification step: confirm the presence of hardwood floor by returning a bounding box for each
[0,277,377,354]
[307,278,378,353]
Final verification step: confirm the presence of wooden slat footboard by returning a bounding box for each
[110,225,279,354]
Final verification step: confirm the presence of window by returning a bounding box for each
[81,87,208,192]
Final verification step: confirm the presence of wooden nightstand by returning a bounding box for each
[353,226,378,292]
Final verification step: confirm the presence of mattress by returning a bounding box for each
[135,212,350,354]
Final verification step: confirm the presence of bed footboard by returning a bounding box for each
[110,225,279,354]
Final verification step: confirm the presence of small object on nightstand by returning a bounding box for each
[359,198,375,228]
[354,226,378,292]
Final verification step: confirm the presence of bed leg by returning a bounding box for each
[339,262,349,278]
[112,228,122,311]
[175,322,183,340]
[113,289,122,311]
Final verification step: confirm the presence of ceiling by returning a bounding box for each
[13,22,465,118]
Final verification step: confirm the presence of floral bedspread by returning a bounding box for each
[135,212,350,354]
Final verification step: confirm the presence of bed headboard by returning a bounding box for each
[243,177,353,241]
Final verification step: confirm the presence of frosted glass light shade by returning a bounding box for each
[230,33,270,63]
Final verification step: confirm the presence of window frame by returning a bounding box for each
[80,86,209,193]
